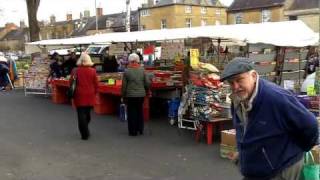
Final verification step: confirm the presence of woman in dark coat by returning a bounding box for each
[71,53,98,140]
[0,56,9,90]
[121,53,150,136]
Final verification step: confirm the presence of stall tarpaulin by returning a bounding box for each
[27,20,318,48]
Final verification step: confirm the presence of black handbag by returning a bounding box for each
[67,69,77,99]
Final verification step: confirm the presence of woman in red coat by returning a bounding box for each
[71,53,98,140]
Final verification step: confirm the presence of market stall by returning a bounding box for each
[25,20,318,145]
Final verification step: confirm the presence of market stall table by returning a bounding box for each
[51,79,151,121]
[51,79,70,104]
[195,117,232,145]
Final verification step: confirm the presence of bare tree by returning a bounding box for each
[26,0,40,42]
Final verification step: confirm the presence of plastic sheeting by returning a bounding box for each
[27,20,318,47]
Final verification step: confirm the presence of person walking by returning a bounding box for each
[0,56,9,91]
[121,53,150,136]
[71,53,98,140]
[220,57,319,180]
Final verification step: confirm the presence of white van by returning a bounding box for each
[86,45,109,55]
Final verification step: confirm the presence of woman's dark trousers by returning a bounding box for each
[127,97,144,136]
[76,106,92,139]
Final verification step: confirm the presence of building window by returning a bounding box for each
[201,19,207,26]
[216,9,221,16]
[140,9,150,16]
[289,16,297,21]
[106,20,112,28]
[186,18,192,28]
[261,9,271,22]
[161,19,167,29]
[185,6,192,14]
[201,7,207,14]
[235,13,243,24]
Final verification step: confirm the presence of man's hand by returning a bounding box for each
[228,152,239,165]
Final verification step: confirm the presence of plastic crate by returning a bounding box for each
[168,98,180,118]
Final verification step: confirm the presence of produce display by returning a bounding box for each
[98,73,123,85]
[150,70,183,88]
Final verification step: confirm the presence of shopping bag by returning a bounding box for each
[119,102,127,122]
[300,152,320,180]
[67,69,77,99]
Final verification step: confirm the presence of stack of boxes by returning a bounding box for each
[220,129,237,159]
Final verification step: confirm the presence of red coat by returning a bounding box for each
[71,66,98,107]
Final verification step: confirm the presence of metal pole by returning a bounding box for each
[126,0,131,32]
[95,0,98,33]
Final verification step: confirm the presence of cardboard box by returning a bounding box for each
[220,144,237,159]
[221,129,237,147]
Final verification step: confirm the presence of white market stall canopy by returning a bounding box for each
[27,20,318,47]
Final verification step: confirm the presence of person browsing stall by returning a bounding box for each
[62,50,77,76]
[71,53,98,140]
[121,53,150,136]
[220,57,319,180]
[49,52,63,78]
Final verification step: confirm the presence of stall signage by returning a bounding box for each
[109,43,126,56]
[190,49,199,68]
[161,42,184,60]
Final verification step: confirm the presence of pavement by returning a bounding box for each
[0,90,241,180]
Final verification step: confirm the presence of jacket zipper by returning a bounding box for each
[262,147,275,170]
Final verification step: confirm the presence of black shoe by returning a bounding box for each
[138,131,143,135]
[129,133,137,136]
[81,133,90,140]
[81,136,89,140]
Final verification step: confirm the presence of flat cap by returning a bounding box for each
[220,57,254,81]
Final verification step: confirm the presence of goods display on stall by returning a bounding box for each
[98,72,123,86]
[277,48,308,88]
[150,70,183,88]
[178,63,230,130]
[24,54,51,95]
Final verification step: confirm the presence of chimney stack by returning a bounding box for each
[96,7,103,16]
[84,10,90,18]
[67,13,72,21]
[20,21,26,28]
[148,0,154,6]
[50,15,56,24]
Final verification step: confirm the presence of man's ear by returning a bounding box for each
[250,70,258,80]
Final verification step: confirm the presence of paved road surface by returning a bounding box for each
[0,90,241,180]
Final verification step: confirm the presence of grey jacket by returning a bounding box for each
[121,67,150,97]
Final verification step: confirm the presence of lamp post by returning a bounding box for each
[318,0,320,51]
[95,0,98,33]
[126,0,131,32]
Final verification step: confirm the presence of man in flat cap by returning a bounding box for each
[221,57,318,180]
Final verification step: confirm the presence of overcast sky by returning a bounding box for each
[0,0,233,27]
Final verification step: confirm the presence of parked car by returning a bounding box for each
[5,53,18,61]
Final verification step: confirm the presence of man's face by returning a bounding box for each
[226,71,257,101]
